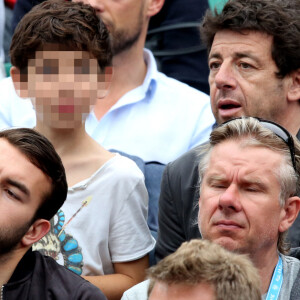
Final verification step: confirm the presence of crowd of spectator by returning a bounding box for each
[0,0,299,299]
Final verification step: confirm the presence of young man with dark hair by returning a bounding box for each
[0,128,106,299]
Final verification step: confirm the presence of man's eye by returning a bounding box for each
[210,183,226,189]
[240,62,252,69]
[209,62,221,70]
[4,188,20,200]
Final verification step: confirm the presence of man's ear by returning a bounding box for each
[279,196,300,233]
[21,219,50,247]
[146,0,164,18]
[97,66,113,98]
[287,69,300,103]
[10,66,30,98]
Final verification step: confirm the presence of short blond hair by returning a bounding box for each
[147,239,261,300]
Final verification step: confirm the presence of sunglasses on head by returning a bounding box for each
[221,117,297,173]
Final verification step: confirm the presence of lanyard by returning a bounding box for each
[266,256,283,300]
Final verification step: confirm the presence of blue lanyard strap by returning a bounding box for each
[266,256,283,300]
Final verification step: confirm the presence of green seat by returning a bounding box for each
[4,62,12,77]
[208,0,228,13]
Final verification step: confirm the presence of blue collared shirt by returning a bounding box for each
[86,49,215,163]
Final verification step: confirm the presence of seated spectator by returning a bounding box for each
[155,0,300,262]
[10,1,155,299]
[123,117,300,299]
[147,239,261,300]
[0,128,106,299]
[198,117,300,298]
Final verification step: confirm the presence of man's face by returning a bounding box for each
[149,281,216,300]
[26,49,105,128]
[76,0,145,55]
[0,138,51,255]
[198,140,286,257]
[209,30,289,124]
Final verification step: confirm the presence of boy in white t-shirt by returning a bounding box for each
[9,1,155,299]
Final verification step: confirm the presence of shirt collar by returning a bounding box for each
[142,48,158,95]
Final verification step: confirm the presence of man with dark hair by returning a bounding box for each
[0,128,106,299]
[156,0,300,261]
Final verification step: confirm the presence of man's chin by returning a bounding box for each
[216,111,245,125]
[213,237,243,253]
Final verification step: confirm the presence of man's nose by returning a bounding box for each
[214,62,237,90]
[218,183,242,213]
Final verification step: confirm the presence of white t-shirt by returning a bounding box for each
[34,154,155,275]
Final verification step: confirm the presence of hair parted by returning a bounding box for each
[10,0,112,75]
[147,239,261,300]
[0,128,67,221]
[198,117,300,254]
[200,0,300,78]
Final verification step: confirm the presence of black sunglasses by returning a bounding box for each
[220,117,297,173]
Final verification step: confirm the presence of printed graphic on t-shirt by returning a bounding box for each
[33,196,92,275]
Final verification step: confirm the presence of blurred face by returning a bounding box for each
[0,138,51,255]
[149,281,216,300]
[26,48,106,128]
[209,30,289,124]
[198,140,286,257]
[76,0,145,55]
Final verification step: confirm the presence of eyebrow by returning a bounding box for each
[208,51,261,64]
[6,178,30,197]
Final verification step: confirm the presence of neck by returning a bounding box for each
[36,122,89,156]
[94,37,148,120]
[278,103,300,136]
[250,247,279,294]
[0,248,26,288]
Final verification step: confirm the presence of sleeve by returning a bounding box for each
[155,163,187,262]
[108,164,156,262]
[74,281,108,300]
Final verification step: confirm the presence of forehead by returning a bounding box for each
[150,282,215,300]
[210,29,273,59]
[34,50,95,60]
[206,140,283,178]
[0,138,50,188]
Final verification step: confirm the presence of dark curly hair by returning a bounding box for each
[10,0,112,77]
[200,0,300,78]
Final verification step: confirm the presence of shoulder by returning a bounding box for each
[167,143,204,175]
[121,279,150,300]
[33,252,107,299]
[106,154,145,181]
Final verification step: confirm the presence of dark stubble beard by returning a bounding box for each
[108,4,144,56]
[0,220,32,258]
